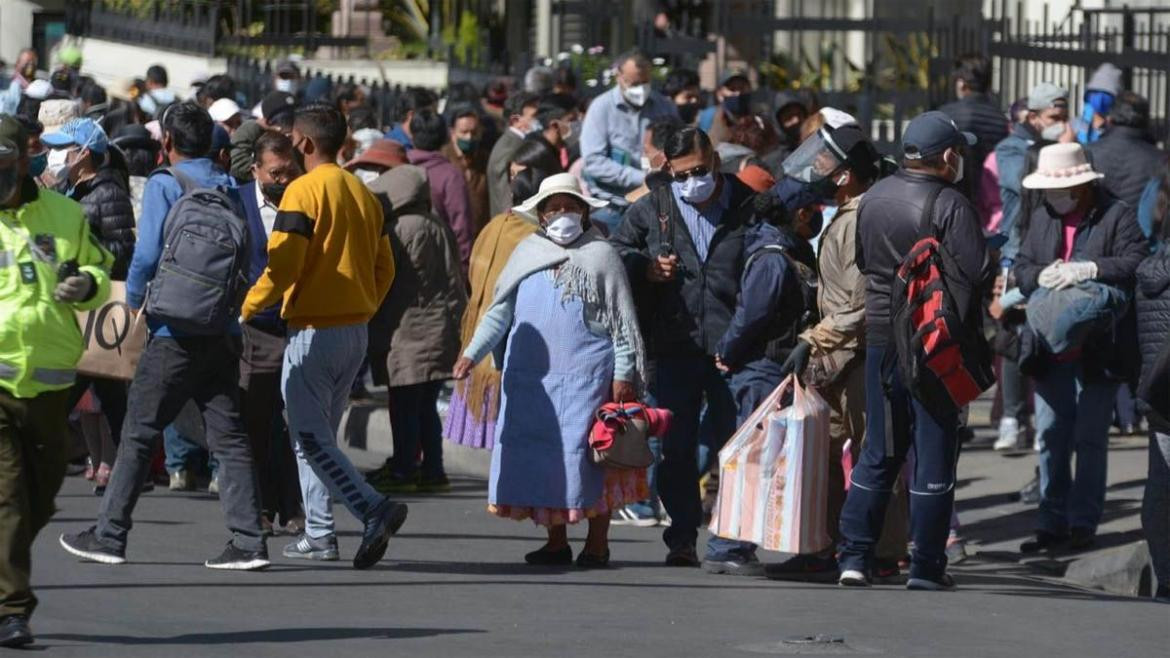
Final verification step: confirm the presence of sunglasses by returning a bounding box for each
[671,165,710,183]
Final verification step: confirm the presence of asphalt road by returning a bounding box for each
[30,465,1169,658]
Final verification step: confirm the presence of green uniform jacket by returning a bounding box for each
[0,178,112,398]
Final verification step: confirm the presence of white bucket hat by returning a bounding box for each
[513,172,608,215]
[1022,142,1104,190]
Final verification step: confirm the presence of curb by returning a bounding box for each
[1063,541,1154,597]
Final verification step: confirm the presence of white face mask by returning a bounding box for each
[544,212,584,246]
[46,148,72,184]
[1040,121,1067,142]
[622,83,649,108]
[1045,188,1078,215]
[950,152,965,184]
[673,172,717,204]
[274,78,297,94]
[640,156,653,173]
[354,168,380,184]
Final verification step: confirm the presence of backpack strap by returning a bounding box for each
[744,244,788,272]
[158,166,199,195]
[917,183,946,240]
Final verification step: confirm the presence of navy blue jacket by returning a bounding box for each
[240,180,283,331]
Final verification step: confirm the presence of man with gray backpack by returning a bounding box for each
[60,102,268,571]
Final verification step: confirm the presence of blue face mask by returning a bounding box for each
[28,151,47,178]
[673,172,717,204]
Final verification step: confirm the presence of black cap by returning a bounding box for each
[824,124,879,180]
[0,114,29,157]
[901,110,976,159]
[261,91,297,123]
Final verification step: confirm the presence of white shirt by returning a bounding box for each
[255,181,278,237]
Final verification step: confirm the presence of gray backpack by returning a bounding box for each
[144,167,250,334]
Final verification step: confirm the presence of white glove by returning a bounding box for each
[54,274,93,303]
[1049,260,1098,291]
[1038,260,1065,289]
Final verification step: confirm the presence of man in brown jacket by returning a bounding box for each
[776,125,908,580]
[442,103,491,237]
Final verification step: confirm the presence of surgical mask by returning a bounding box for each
[1040,121,1067,142]
[722,94,750,118]
[950,153,965,184]
[1045,189,1078,215]
[0,166,19,206]
[354,168,380,184]
[640,156,653,173]
[676,102,700,124]
[544,212,584,245]
[137,93,158,117]
[527,119,543,136]
[622,83,649,108]
[261,182,288,205]
[456,137,478,154]
[275,78,297,94]
[673,172,717,204]
[563,120,582,146]
[46,148,71,183]
[28,151,48,178]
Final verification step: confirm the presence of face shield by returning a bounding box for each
[781,126,849,184]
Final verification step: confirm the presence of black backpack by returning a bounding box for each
[144,168,250,334]
[889,186,993,415]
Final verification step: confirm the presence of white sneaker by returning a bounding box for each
[994,417,1020,451]
[168,470,194,491]
[838,569,870,587]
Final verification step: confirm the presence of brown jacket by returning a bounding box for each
[442,141,491,238]
[800,195,866,378]
[368,165,467,387]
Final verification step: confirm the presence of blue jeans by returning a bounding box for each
[706,363,784,562]
[163,424,217,477]
[1034,360,1116,534]
[283,325,387,539]
[652,354,736,551]
[839,346,960,581]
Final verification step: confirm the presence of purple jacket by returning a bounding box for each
[407,149,473,275]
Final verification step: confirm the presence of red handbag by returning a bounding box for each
[588,402,673,470]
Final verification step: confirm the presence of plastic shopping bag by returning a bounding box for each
[708,375,832,554]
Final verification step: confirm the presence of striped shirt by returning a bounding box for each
[670,176,733,263]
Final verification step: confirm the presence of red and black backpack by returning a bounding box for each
[889,186,994,415]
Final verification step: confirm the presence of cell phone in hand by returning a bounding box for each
[57,259,80,282]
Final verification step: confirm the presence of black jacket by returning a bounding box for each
[1085,125,1169,207]
[855,169,991,347]
[1015,190,1147,380]
[1136,248,1170,430]
[70,163,136,281]
[612,174,753,358]
[938,93,1009,202]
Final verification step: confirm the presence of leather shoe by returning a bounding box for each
[525,545,572,566]
[0,615,32,648]
[1020,530,1068,554]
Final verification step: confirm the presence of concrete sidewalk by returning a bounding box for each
[340,389,1157,598]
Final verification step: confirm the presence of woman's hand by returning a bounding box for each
[452,357,475,380]
[612,379,636,403]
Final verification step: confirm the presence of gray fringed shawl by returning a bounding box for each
[488,228,647,388]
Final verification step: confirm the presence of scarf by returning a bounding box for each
[457,211,538,422]
[487,227,647,389]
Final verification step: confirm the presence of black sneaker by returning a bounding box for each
[665,545,700,567]
[0,615,33,648]
[764,554,839,582]
[353,500,409,570]
[703,555,766,577]
[907,573,957,591]
[1069,527,1096,550]
[59,528,126,565]
[204,542,270,571]
[1020,530,1068,554]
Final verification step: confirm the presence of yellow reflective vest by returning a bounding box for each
[0,179,112,398]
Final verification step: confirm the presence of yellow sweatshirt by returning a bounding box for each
[242,163,394,328]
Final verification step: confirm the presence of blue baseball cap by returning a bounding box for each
[41,117,108,154]
[901,111,976,160]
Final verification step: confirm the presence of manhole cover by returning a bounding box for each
[737,635,882,655]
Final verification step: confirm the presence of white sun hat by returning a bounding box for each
[208,98,242,123]
[513,172,608,215]
[1021,142,1104,190]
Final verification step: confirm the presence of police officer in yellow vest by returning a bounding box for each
[0,114,111,648]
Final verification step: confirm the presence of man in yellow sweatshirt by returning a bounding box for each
[242,103,404,570]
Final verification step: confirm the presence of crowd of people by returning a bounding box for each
[0,43,1167,649]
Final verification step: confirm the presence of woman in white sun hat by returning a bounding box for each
[1013,141,1147,555]
[452,173,648,568]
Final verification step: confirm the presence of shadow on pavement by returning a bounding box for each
[41,627,484,646]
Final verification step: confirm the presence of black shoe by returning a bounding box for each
[575,549,611,569]
[353,500,408,570]
[1155,585,1170,604]
[1069,527,1096,550]
[764,554,838,582]
[872,557,902,584]
[703,555,766,577]
[59,528,126,565]
[0,615,32,648]
[907,572,957,591]
[665,545,700,567]
[204,542,270,571]
[524,545,572,566]
[1020,530,1068,554]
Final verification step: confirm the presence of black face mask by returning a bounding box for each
[261,182,288,205]
[677,102,700,124]
[807,174,840,203]
[722,95,751,118]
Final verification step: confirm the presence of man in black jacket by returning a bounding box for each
[938,54,1009,203]
[1014,142,1147,554]
[1086,91,1169,208]
[611,127,751,568]
[839,112,990,591]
